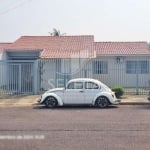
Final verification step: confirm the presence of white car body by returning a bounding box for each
[38,78,120,108]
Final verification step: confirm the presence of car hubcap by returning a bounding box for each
[46,97,56,107]
[97,97,108,108]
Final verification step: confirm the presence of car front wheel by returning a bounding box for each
[95,96,109,108]
[45,96,58,108]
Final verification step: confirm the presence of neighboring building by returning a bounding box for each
[0,35,150,94]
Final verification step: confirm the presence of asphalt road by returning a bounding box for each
[0,105,150,150]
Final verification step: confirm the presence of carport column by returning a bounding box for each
[136,65,139,95]
[18,64,22,93]
[33,60,38,94]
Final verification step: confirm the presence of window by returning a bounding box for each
[67,82,74,89]
[85,82,99,89]
[92,61,108,74]
[126,61,149,74]
[67,82,83,89]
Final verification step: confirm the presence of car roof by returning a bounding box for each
[68,78,102,85]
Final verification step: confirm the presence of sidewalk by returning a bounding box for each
[0,95,39,107]
[0,95,149,107]
[120,95,149,105]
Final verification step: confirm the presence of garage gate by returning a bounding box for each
[0,60,38,95]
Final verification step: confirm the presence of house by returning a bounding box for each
[0,35,150,94]
[94,42,150,89]
[0,35,95,93]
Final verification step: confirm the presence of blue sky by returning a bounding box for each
[0,0,150,42]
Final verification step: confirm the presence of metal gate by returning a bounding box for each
[0,61,34,95]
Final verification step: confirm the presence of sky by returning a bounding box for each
[0,0,150,42]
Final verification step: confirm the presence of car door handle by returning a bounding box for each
[79,90,84,93]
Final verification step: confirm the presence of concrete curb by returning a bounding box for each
[120,102,150,105]
[0,95,149,107]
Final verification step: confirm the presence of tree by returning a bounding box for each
[49,28,66,36]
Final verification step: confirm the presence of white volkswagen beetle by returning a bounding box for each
[38,78,120,108]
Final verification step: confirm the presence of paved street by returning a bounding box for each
[0,105,150,150]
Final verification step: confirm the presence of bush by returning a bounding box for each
[111,87,124,98]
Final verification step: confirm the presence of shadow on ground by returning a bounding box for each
[33,105,118,110]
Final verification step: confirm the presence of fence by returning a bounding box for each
[0,57,150,96]
[39,57,150,95]
[0,60,35,97]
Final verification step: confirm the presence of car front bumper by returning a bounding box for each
[37,96,43,104]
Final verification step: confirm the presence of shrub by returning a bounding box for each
[111,87,124,98]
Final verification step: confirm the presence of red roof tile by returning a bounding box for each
[3,36,150,58]
[94,42,150,55]
[5,35,95,58]
[0,43,12,51]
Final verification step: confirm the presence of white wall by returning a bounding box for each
[40,56,150,91]
[0,51,7,91]
[0,51,7,60]
[40,60,56,90]
[93,56,150,88]
[0,51,3,60]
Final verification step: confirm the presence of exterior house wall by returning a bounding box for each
[40,60,57,90]
[71,58,93,79]
[40,58,93,90]
[0,51,8,60]
[0,52,2,60]
[40,56,150,91]
[0,51,7,89]
[92,56,150,88]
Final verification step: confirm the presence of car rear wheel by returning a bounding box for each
[45,96,58,108]
[95,96,109,108]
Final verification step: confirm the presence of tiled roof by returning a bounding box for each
[0,43,12,51]
[5,35,95,58]
[94,42,150,55]
[3,36,150,58]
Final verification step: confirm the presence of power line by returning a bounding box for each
[0,0,32,15]
[0,0,22,10]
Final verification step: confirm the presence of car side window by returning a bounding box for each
[74,82,83,89]
[67,82,74,89]
[85,82,99,89]
[67,82,83,89]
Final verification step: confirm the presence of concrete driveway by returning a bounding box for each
[0,95,39,107]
